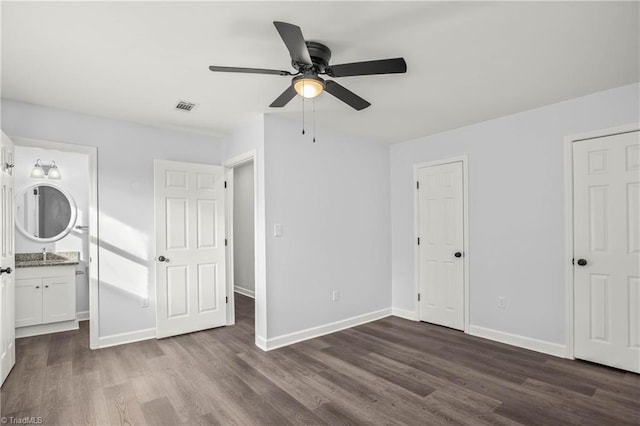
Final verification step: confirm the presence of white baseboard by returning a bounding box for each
[98,328,156,349]
[234,286,255,299]
[392,307,419,321]
[468,324,567,358]
[255,336,267,351]
[76,310,90,321]
[264,308,392,351]
[16,320,79,338]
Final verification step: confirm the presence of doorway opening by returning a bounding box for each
[231,160,255,333]
[12,137,98,349]
[224,151,257,338]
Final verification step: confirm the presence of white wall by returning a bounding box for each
[233,160,254,294]
[14,146,90,313]
[263,115,391,338]
[1,99,223,337]
[390,83,640,345]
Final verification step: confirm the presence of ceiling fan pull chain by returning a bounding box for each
[313,97,316,143]
[302,95,305,135]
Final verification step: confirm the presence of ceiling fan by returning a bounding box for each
[209,21,407,111]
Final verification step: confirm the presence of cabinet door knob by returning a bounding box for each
[35,286,40,289]
[45,285,49,288]
[454,252,463,258]
[0,267,12,275]
[576,258,588,266]
[157,256,169,262]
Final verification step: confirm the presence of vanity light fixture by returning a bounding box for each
[30,159,61,180]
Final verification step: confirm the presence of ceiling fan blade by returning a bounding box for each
[209,66,293,76]
[273,21,312,66]
[269,85,297,108]
[326,58,407,77]
[324,80,370,111]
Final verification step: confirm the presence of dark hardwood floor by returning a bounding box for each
[1,294,638,425]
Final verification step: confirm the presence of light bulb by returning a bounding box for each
[30,159,45,178]
[48,162,61,180]
[293,77,325,98]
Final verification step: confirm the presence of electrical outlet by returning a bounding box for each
[332,290,339,302]
[498,296,506,309]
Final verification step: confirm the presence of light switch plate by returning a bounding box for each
[274,224,283,237]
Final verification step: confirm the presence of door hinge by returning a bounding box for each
[226,296,228,304]
[417,237,420,245]
[225,238,228,246]
[418,293,421,301]
[224,181,227,189]
[416,181,419,189]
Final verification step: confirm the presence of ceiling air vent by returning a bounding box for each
[175,100,198,112]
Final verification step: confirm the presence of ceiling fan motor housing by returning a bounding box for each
[301,41,332,73]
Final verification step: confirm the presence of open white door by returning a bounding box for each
[573,130,640,373]
[154,160,227,339]
[0,131,16,385]
[417,160,465,330]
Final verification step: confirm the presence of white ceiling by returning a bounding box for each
[1,1,638,144]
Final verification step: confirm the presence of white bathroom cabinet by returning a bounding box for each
[15,265,75,328]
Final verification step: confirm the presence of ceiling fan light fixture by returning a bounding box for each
[293,75,325,98]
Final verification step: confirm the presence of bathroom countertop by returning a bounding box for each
[15,251,80,268]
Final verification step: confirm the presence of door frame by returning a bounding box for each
[222,150,257,329]
[413,155,470,332]
[563,122,639,359]
[10,136,99,349]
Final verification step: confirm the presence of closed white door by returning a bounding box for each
[417,161,465,330]
[573,130,640,373]
[0,131,15,386]
[155,160,227,339]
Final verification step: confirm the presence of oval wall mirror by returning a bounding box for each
[15,183,77,242]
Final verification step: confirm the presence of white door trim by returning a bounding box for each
[222,151,259,336]
[10,136,99,349]
[563,123,640,360]
[413,155,470,332]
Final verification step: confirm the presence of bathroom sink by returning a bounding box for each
[15,251,80,268]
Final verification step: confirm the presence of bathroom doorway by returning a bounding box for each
[12,137,98,348]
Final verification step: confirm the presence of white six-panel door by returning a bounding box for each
[0,131,15,386]
[417,161,465,330]
[573,130,640,373]
[155,160,227,339]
